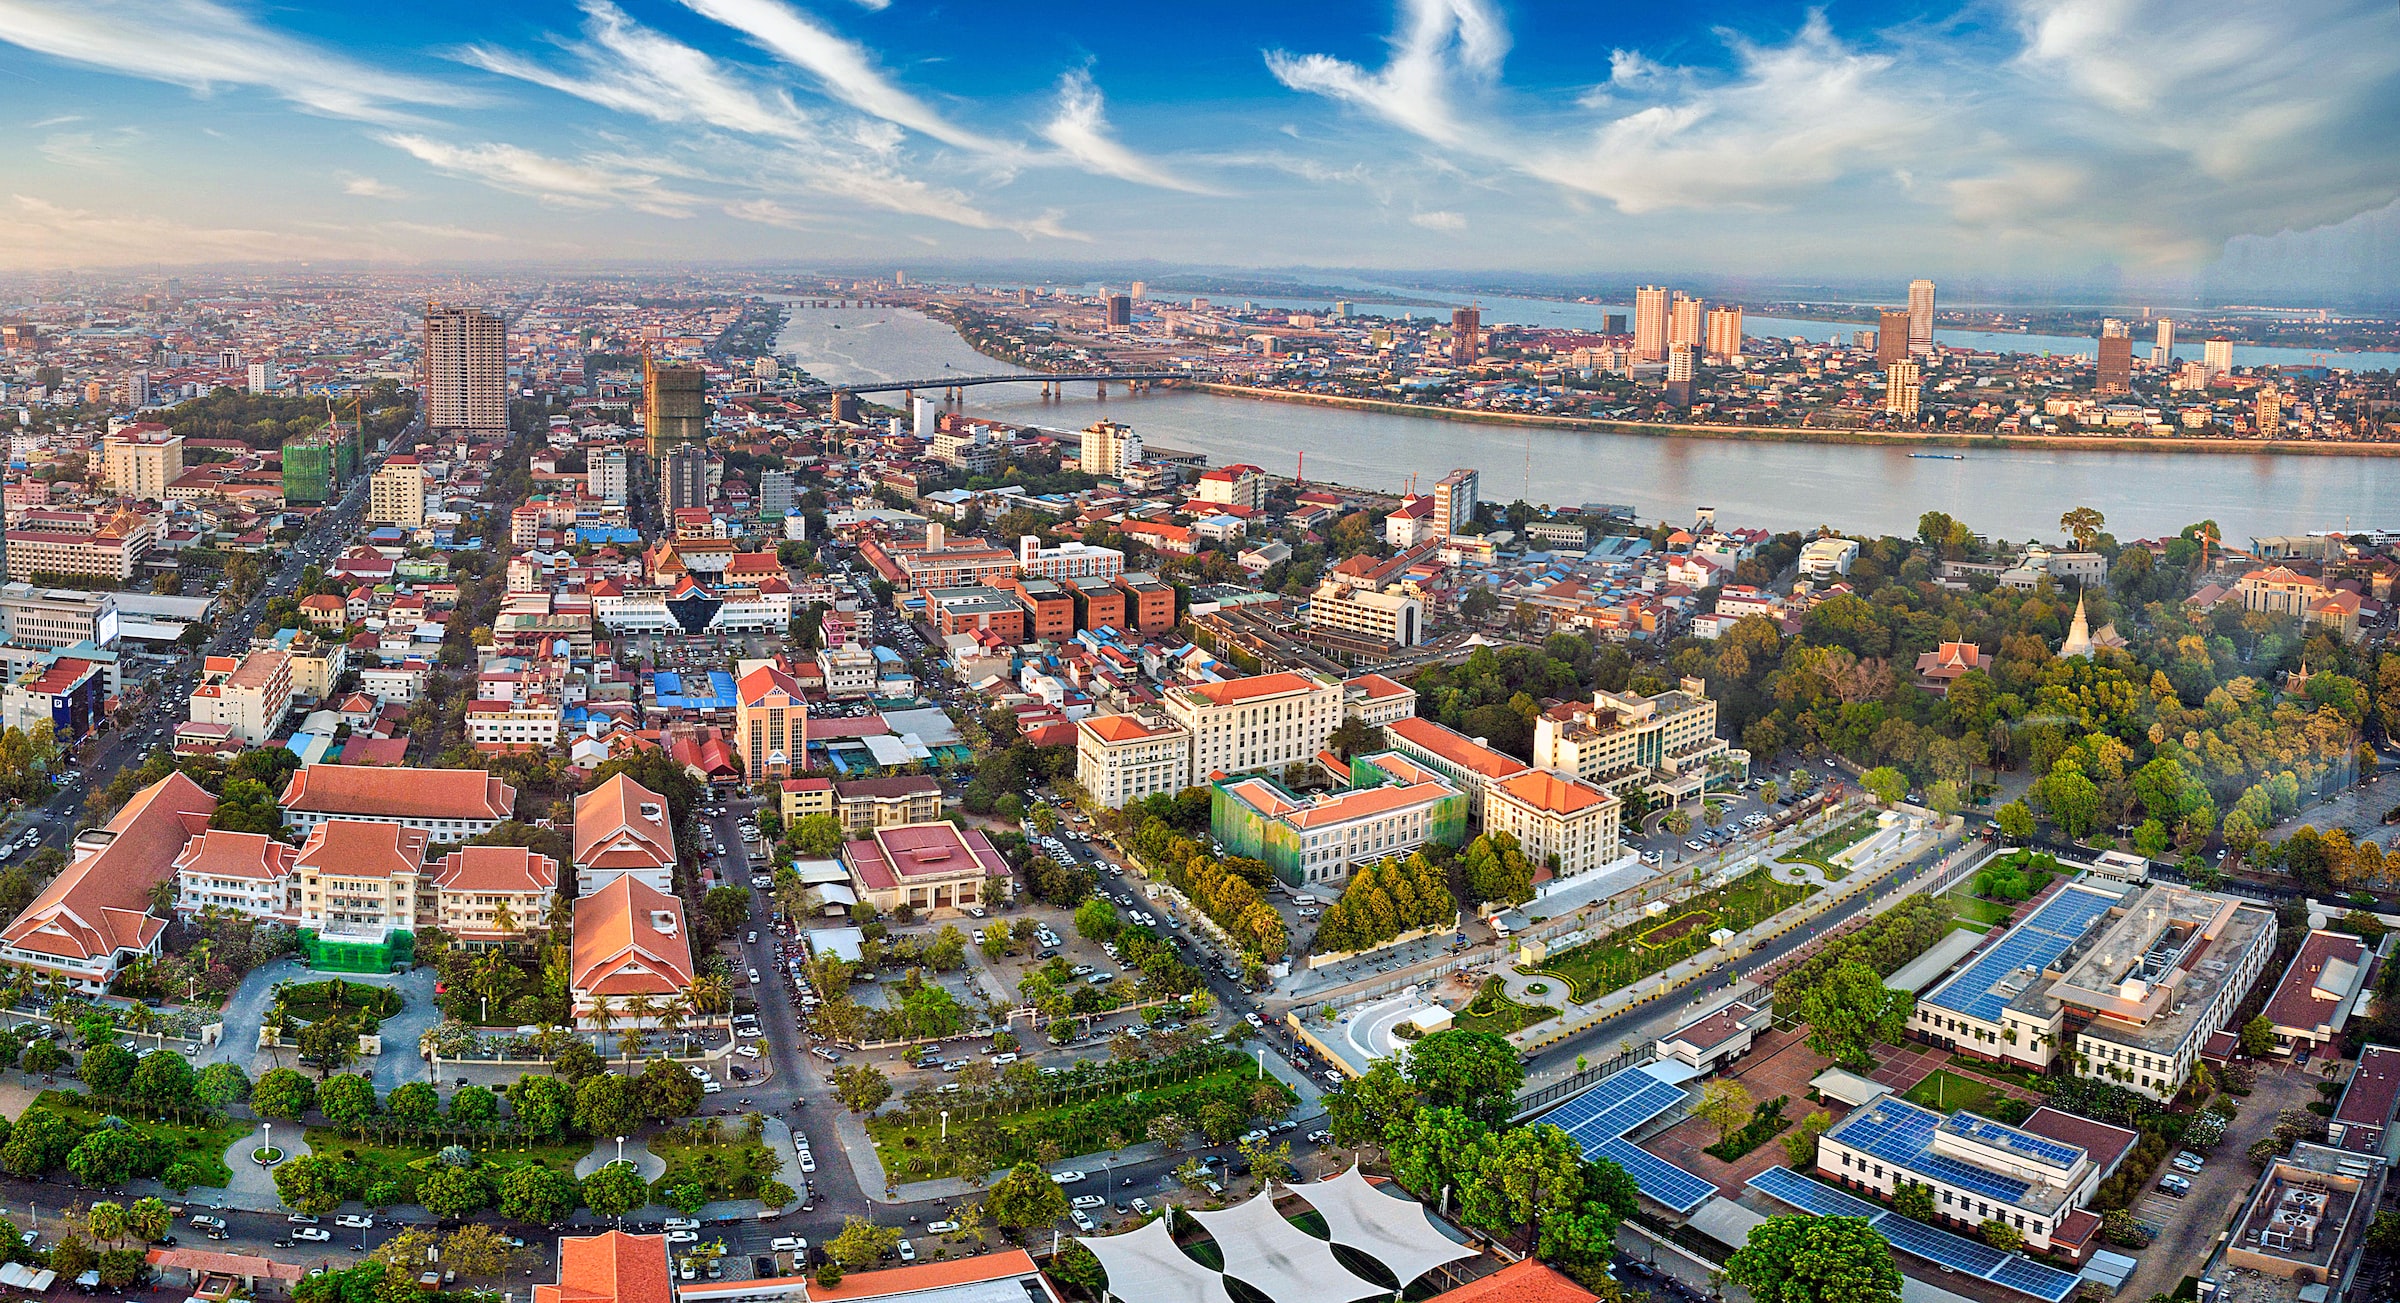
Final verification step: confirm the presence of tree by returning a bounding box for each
[507,1073,573,1140]
[1326,1060,1423,1147]
[1779,1111,1832,1169]
[1980,1218,2024,1252]
[1994,801,2035,842]
[1403,1029,1525,1125]
[983,1163,1069,1239]
[418,1166,492,1219]
[450,1084,500,1130]
[319,1073,380,1136]
[68,1127,141,1186]
[125,1197,171,1245]
[275,1154,356,1215]
[1727,1214,1903,1303]
[1073,896,1119,941]
[2060,507,2106,551]
[1795,960,1915,1069]
[636,1056,704,1121]
[581,1164,648,1219]
[1694,1078,1755,1142]
[831,1063,893,1114]
[1893,1181,1934,1222]
[499,1164,581,1224]
[790,814,845,858]
[573,1072,639,1138]
[825,1216,901,1268]
[81,1042,138,1097]
[2239,1014,2277,1057]
[386,1081,441,1132]
[440,1224,525,1278]
[1861,767,1908,806]
[195,1062,251,1111]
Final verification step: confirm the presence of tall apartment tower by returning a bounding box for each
[422,303,507,434]
[1907,279,1936,353]
[1633,286,1670,362]
[642,358,708,458]
[2203,337,2235,381]
[1450,307,1481,365]
[2097,320,2133,393]
[1885,360,1922,418]
[1703,306,1744,361]
[659,442,710,514]
[1432,468,1479,539]
[2153,318,2176,368]
[1876,309,1912,368]
[1104,294,1133,328]
[2256,387,2283,436]
[1668,294,1704,351]
[1080,420,1144,477]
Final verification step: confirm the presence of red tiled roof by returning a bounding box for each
[571,878,695,998]
[279,764,515,821]
[170,829,296,882]
[535,1232,672,1303]
[1,772,214,964]
[1428,1260,1596,1303]
[792,1249,1043,1303]
[433,845,560,894]
[295,820,429,880]
[1387,715,1530,781]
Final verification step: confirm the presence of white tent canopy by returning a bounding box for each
[1077,1216,1234,1303]
[1287,1166,1478,1286]
[1190,1190,1389,1303]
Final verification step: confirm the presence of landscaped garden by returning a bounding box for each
[1939,888,2020,929]
[276,979,404,1025]
[1779,815,1881,881]
[1452,978,1557,1036]
[1522,867,1815,1002]
[1900,1069,2014,1118]
[297,1133,592,1206]
[865,1046,1295,1181]
[648,1115,789,1212]
[13,1088,245,1190]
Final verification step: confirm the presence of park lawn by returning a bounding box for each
[864,1065,1293,1181]
[301,1131,590,1202]
[1940,1053,2052,1093]
[1522,867,1816,1003]
[279,980,404,1023]
[649,1136,786,1203]
[33,1089,243,1189]
[1453,979,1557,1037]
[1900,1069,2009,1117]
[1940,889,2019,928]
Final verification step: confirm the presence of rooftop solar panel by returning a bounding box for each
[1543,1067,1718,1214]
[1743,1171,2079,1303]
[1943,1112,2085,1169]
[1833,1101,2037,1206]
[1922,887,2118,1022]
[1594,1138,1717,1212]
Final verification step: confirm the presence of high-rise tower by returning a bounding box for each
[1633,286,1670,363]
[1907,279,1936,354]
[423,303,507,434]
[642,357,707,458]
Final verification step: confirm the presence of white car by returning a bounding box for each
[688,1065,711,1080]
[702,1078,724,1094]
[1071,1195,1106,1210]
[736,1044,762,1059]
[1069,1210,1094,1232]
[334,1215,375,1229]
[799,1152,816,1173]
[770,1237,806,1254]
[667,1230,699,1245]
[292,1228,332,1243]
[897,1240,915,1263]
[925,1220,960,1235]
[1050,1170,1087,1185]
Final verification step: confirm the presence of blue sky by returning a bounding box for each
[1,0,2395,295]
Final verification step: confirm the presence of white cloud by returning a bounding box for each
[1039,70,1216,194]
[1265,0,1508,148]
[341,174,406,199]
[1410,210,1465,231]
[28,113,83,128]
[376,219,507,244]
[460,1,815,143]
[674,0,1008,154]
[38,128,140,169]
[0,0,462,123]
[378,133,699,217]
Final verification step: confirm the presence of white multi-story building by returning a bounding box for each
[0,583,118,650]
[278,764,517,841]
[1079,420,1143,476]
[817,643,876,699]
[370,457,429,528]
[1816,1098,2134,1254]
[589,448,629,506]
[5,508,154,584]
[1017,536,1125,583]
[172,829,302,923]
[1075,713,1193,809]
[466,698,562,751]
[103,428,182,500]
[188,648,293,745]
[1432,469,1478,539]
[1165,671,1344,786]
[1341,673,1417,729]
[1307,578,1423,647]
[1532,678,1736,805]
[296,820,431,941]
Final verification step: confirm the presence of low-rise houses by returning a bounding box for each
[2260,929,2372,1057]
[843,822,1010,916]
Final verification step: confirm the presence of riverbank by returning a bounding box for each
[1185,382,2400,457]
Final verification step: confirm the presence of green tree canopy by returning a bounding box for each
[1728,1215,1903,1303]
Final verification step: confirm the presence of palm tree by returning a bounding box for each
[621,994,659,1064]
[685,974,731,1040]
[588,997,618,1053]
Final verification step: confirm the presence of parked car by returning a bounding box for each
[293,1228,332,1243]
[1050,1170,1088,1185]
[2157,1174,2191,1197]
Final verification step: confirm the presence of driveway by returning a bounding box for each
[196,957,440,1091]
[2115,1057,2324,1303]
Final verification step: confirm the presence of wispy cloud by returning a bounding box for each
[460,1,814,143]
[0,193,349,267]
[674,0,1008,154]
[37,126,141,170]
[1410,210,1465,231]
[1265,0,1509,149]
[0,0,463,123]
[341,174,406,199]
[377,133,699,217]
[1040,70,1216,194]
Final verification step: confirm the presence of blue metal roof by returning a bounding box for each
[1921,884,2118,1022]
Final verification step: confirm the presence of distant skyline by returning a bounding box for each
[0,1,2395,301]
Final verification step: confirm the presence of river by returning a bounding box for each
[773,302,2400,542]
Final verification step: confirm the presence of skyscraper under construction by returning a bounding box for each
[643,357,707,458]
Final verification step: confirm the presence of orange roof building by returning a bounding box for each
[572,772,677,895]
[570,876,695,1022]
[279,763,516,840]
[537,1232,674,1303]
[295,820,431,941]
[0,772,214,990]
[1429,1260,1596,1303]
[1073,711,1193,809]
[1164,670,1346,789]
[1382,714,1531,820]
[171,828,302,924]
[1213,751,1469,888]
[1481,767,1624,882]
[432,845,560,943]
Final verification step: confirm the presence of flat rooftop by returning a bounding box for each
[2046,883,2275,1056]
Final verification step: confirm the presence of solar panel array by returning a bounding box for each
[1924,886,2117,1021]
[1537,1066,1717,1213]
[1942,1111,2085,1170]
[1834,1100,2036,1206]
[1745,1169,2081,1303]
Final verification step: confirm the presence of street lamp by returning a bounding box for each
[615,1135,626,1167]
[940,1110,949,1142]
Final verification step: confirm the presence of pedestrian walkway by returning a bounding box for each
[221,1122,306,1207]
